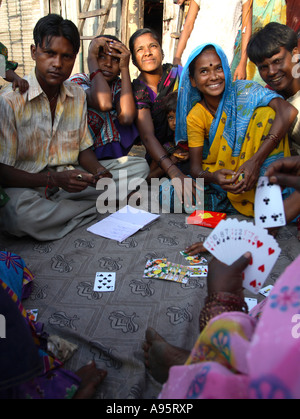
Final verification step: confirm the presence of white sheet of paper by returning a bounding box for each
[87,205,160,242]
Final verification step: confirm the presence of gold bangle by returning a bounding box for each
[197,168,209,178]
[264,133,281,146]
[157,154,169,168]
[165,162,176,174]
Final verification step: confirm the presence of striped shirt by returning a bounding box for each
[0,69,93,173]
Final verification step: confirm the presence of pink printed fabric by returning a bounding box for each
[159,255,300,399]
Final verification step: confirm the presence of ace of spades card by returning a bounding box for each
[93,272,116,292]
[254,176,286,229]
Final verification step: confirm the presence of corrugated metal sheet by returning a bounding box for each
[0,0,42,77]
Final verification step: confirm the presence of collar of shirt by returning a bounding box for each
[25,68,75,104]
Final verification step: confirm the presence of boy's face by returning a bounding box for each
[97,49,120,84]
[167,110,176,132]
[31,36,76,92]
[257,46,300,98]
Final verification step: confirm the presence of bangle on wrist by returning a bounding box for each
[199,292,248,331]
[165,162,176,174]
[157,154,169,168]
[90,69,102,81]
[197,168,210,178]
[264,133,281,146]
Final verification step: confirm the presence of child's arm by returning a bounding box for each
[113,41,137,125]
[173,0,200,66]
[86,37,112,111]
[5,69,29,94]
[233,0,252,81]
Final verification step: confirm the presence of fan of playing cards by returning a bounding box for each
[203,218,281,294]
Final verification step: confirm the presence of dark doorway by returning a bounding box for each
[144,0,163,40]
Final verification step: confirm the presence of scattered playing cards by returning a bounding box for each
[259,284,274,297]
[203,218,281,294]
[93,272,116,292]
[245,298,257,311]
[255,176,286,228]
[180,251,207,265]
[189,265,208,277]
[143,259,192,284]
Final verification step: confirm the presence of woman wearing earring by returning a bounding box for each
[129,28,199,209]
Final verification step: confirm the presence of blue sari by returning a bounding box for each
[175,43,290,215]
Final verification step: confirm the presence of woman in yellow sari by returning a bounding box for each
[175,43,296,216]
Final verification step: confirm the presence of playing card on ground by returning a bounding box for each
[189,265,208,277]
[255,176,286,228]
[94,272,116,292]
[143,259,191,284]
[180,251,208,265]
[203,218,281,294]
[259,284,274,297]
[245,297,257,311]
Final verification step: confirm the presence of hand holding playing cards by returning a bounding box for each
[265,156,300,192]
[207,252,252,298]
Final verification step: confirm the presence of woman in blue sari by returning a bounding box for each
[175,43,296,216]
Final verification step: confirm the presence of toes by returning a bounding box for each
[145,327,159,344]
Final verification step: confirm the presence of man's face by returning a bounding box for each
[31,36,76,91]
[257,46,300,98]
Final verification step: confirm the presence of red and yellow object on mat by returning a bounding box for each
[187,210,226,228]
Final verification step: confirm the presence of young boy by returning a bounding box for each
[69,35,149,183]
[247,22,300,156]
[247,23,300,239]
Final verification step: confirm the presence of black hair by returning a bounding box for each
[247,22,298,64]
[189,44,216,78]
[129,28,162,65]
[33,13,80,55]
[95,34,120,56]
[162,91,178,114]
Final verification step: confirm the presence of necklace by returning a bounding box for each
[203,97,217,118]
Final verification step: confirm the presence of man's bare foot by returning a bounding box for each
[73,361,107,399]
[142,327,190,384]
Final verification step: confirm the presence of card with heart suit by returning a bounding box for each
[254,176,286,229]
[94,272,116,292]
[203,218,281,294]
